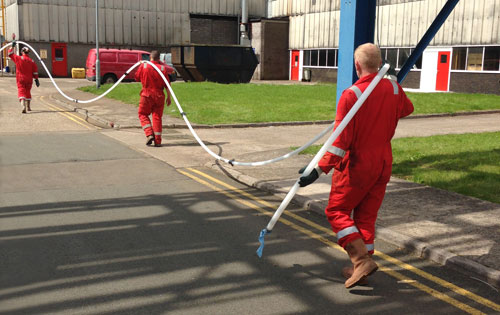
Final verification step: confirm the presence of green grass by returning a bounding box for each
[295,132,500,203]
[79,82,337,124]
[79,82,500,125]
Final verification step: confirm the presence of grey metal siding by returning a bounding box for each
[8,0,265,46]
[270,0,500,49]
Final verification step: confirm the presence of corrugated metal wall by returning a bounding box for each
[269,0,500,49]
[9,0,266,46]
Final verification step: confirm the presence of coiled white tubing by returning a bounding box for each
[1,42,333,167]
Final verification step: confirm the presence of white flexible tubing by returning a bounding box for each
[143,59,334,167]
[1,42,334,167]
[1,41,139,104]
[265,64,390,232]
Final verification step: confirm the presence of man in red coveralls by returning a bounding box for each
[299,43,414,288]
[135,50,171,147]
[8,43,40,113]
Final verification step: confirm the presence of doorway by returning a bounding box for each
[290,50,300,81]
[51,43,67,77]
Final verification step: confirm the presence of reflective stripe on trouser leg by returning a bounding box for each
[352,176,389,254]
[336,226,360,239]
[151,96,165,144]
[138,97,154,137]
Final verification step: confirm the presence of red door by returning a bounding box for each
[51,43,67,77]
[436,51,450,91]
[290,50,300,81]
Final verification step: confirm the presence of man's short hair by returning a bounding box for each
[150,50,160,61]
[354,43,382,72]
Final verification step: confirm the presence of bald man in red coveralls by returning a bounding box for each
[135,50,171,147]
[299,43,414,288]
[8,45,40,113]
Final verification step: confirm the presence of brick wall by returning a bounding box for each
[450,72,500,95]
[191,16,238,45]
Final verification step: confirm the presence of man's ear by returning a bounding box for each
[354,60,361,72]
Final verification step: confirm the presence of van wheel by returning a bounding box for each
[102,74,117,84]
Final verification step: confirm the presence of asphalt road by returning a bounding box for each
[0,77,499,314]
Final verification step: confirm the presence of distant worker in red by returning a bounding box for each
[135,50,171,147]
[8,41,40,114]
[299,43,414,288]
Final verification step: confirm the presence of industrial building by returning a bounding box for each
[267,0,500,94]
[2,0,499,94]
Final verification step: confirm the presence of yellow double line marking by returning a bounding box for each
[179,167,500,315]
[39,96,99,130]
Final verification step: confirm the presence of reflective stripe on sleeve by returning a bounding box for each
[336,226,360,239]
[389,79,399,95]
[314,164,323,175]
[161,66,165,72]
[348,85,362,99]
[142,124,152,130]
[366,243,374,252]
[327,146,346,157]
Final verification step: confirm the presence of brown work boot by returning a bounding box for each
[342,265,369,285]
[21,100,27,113]
[344,238,378,288]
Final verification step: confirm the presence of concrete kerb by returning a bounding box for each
[207,160,500,290]
[49,95,116,129]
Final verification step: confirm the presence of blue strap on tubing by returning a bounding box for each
[256,63,390,258]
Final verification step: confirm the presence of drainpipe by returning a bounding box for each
[240,0,251,46]
[96,0,100,88]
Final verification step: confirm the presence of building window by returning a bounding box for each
[319,50,327,66]
[483,46,500,71]
[327,49,336,67]
[467,47,483,71]
[398,48,411,69]
[310,50,318,66]
[386,48,398,70]
[303,50,311,66]
[452,47,467,70]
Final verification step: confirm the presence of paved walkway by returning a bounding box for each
[49,81,500,289]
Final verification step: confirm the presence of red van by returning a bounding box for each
[86,48,174,84]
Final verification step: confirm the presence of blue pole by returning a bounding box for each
[336,0,376,105]
[397,0,460,84]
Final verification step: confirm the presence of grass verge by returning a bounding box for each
[295,132,500,203]
[78,82,500,125]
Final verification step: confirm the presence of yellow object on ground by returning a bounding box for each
[71,68,85,79]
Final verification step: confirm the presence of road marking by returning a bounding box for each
[181,167,500,314]
[38,96,98,130]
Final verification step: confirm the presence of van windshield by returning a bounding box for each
[142,54,150,61]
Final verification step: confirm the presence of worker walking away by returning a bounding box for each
[135,50,171,147]
[298,43,414,288]
[8,42,40,113]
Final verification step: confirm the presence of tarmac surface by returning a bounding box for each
[48,79,500,289]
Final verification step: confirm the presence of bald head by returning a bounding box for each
[354,43,382,74]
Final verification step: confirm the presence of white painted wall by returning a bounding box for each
[420,47,452,92]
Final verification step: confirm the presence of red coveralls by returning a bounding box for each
[8,48,39,101]
[318,73,414,254]
[135,61,171,145]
